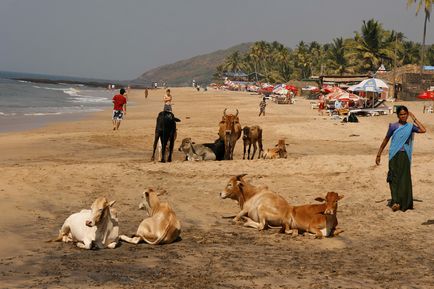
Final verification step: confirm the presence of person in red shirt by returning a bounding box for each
[112,88,127,130]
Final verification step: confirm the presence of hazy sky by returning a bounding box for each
[0,0,432,80]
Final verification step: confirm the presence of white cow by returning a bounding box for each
[120,188,181,245]
[51,197,119,249]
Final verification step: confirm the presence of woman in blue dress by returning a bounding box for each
[376,106,426,211]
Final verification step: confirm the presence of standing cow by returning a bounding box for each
[218,108,242,160]
[242,125,263,160]
[151,111,180,162]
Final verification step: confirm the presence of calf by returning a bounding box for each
[289,192,344,238]
[178,137,216,161]
[262,139,287,159]
[242,125,263,160]
[50,197,119,249]
[120,188,181,245]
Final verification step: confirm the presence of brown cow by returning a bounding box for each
[220,174,269,209]
[242,125,263,160]
[262,139,287,159]
[289,192,344,238]
[218,108,242,160]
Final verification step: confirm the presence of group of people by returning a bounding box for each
[111,88,173,131]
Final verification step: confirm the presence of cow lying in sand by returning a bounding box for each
[220,174,291,233]
[289,191,344,238]
[220,174,269,209]
[178,137,216,161]
[120,188,181,245]
[50,197,119,249]
[262,139,287,159]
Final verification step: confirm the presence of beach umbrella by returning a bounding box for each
[417,91,434,100]
[351,78,388,92]
[286,85,298,94]
[338,92,360,101]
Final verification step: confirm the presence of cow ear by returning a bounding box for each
[108,200,116,207]
[314,197,325,202]
[338,195,344,200]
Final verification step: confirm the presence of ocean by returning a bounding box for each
[0,72,116,132]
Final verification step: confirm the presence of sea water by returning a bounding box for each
[0,73,115,132]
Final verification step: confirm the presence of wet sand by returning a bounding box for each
[0,88,433,288]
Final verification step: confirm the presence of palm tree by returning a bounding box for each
[250,41,271,81]
[400,41,421,65]
[293,41,312,79]
[223,51,242,72]
[270,41,292,82]
[346,19,394,73]
[326,38,349,75]
[427,44,434,65]
[407,0,432,71]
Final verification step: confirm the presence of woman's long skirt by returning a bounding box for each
[388,151,413,211]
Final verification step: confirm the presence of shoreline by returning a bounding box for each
[0,110,105,134]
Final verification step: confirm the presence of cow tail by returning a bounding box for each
[46,228,67,243]
[142,214,173,245]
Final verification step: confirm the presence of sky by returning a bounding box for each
[0,0,432,80]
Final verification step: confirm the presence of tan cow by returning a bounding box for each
[218,108,242,160]
[120,188,181,245]
[233,191,292,233]
[220,174,291,233]
[178,137,216,161]
[262,139,287,159]
[50,197,119,249]
[289,192,344,238]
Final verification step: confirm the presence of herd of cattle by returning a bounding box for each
[50,175,344,249]
[49,109,342,249]
[150,109,288,162]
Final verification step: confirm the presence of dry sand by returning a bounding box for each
[0,87,433,289]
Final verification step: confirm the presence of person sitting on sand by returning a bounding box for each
[163,89,173,112]
[376,106,426,212]
[112,88,127,131]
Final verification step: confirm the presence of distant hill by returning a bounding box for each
[132,43,252,87]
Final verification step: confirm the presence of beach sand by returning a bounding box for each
[0,88,433,288]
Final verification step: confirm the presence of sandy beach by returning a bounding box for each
[0,87,433,288]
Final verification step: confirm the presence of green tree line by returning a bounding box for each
[214,19,434,83]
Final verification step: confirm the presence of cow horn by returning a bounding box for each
[235,109,239,117]
[223,108,227,116]
[236,173,247,181]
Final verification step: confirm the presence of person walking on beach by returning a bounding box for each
[144,88,148,99]
[376,106,426,212]
[163,89,172,112]
[259,97,267,116]
[112,88,127,131]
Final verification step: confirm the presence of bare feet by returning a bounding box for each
[391,203,400,212]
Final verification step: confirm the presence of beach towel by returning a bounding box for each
[389,123,414,162]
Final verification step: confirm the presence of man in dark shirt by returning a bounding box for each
[112,88,127,131]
